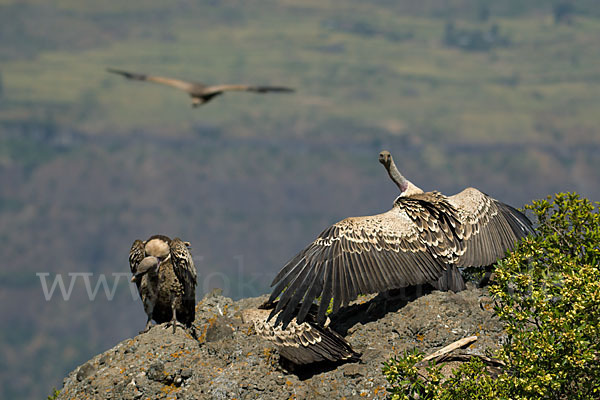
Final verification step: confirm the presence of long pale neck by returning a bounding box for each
[388,159,423,196]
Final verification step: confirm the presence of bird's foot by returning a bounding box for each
[190,325,200,340]
[139,320,154,334]
[166,320,186,334]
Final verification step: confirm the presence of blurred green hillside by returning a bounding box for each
[1,1,599,398]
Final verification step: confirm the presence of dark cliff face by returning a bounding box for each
[56,286,503,399]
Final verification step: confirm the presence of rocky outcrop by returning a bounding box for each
[57,285,503,399]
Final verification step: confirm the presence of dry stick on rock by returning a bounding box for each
[421,335,478,362]
[419,335,506,378]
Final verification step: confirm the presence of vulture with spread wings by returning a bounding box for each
[268,151,533,328]
[107,68,295,107]
[129,235,197,333]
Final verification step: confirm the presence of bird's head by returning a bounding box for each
[191,97,204,108]
[144,237,170,258]
[379,150,392,169]
[130,256,161,282]
[378,149,417,195]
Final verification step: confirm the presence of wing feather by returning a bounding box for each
[143,76,198,92]
[169,238,197,303]
[296,263,325,323]
[202,84,295,95]
[448,188,533,267]
[129,239,145,274]
[342,252,359,303]
[331,253,343,315]
[352,251,371,293]
[107,68,198,92]
[317,260,334,323]
[270,206,448,326]
[245,306,360,365]
[273,259,315,325]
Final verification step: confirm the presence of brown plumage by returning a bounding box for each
[242,303,360,366]
[268,150,533,328]
[129,235,197,333]
[107,68,295,107]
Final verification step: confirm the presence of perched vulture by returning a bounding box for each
[129,235,197,333]
[107,68,295,107]
[242,303,360,366]
[268,150,533,328]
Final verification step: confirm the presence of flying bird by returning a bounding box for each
[268,150,533,328]
[242,303,360,366]
[107,68,295,107]
[129,235,197,333]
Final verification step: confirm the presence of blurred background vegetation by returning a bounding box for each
[1,0,599,398]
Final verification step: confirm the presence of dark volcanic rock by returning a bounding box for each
[57,284,503,399]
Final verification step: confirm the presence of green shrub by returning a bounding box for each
[47,388,60,400]
[383,192,600,400]
[382,350,507,400]
[382,349,443,399]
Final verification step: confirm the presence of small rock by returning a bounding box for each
[99,354,110,365]
[359,348,382,362]
[205,317,234,342]
[146,361,165,382]
[76,362,95,382]
[204,288,223,299]
[124,345,137,354]
[342,364,365,378]
[180,368,193,379]
[133,388,143,399]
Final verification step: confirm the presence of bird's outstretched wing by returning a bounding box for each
[202,84,295,95]
[242,305,360,365]
[169,238,197,301]
[129,239,146,275]
[448,188,533,267]
[268,206,449,328]
[107,68,197,93]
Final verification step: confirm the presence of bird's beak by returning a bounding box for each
[378,151,391,166]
